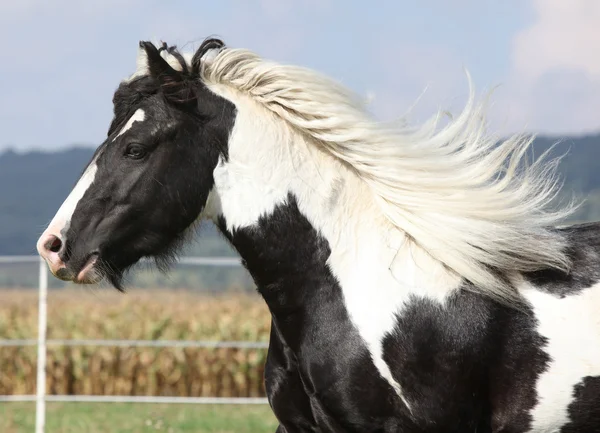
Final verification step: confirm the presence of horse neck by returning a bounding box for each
[203,87,462,314]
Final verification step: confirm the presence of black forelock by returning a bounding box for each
[158,41,189,75]
[142,37,226,86]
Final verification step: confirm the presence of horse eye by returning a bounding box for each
[125,143,146,160]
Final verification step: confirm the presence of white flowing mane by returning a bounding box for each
[149,44,577,305]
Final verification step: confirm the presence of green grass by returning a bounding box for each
[0,402,279,433]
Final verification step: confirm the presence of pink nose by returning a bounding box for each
[37,233,68,275]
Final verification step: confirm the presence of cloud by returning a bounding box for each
[0,1,332,152]
[513,0,600,80]
[364,0,600,138]
[498,0,600,136]
[2,1,598,152]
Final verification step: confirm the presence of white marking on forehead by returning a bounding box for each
[113,109,145,141]
[43,159,98,238]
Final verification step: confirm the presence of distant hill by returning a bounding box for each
[0,147,95,255]
[530,134,600,223]
[2,133,600,256]
[0,146,236,257]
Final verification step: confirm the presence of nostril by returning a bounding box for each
[44,235,63,253]
[49,238,62,253]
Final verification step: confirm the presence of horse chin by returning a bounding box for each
[73,253,104,285]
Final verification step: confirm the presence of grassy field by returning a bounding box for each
[1,287,277,431]
[0,288,271,397]
[0,403,279,433]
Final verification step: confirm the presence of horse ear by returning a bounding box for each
[138,41,183,86]
[138,41,196,105]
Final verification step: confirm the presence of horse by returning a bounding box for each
[36,38,600,432]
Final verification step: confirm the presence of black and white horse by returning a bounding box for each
[37,39,600,432]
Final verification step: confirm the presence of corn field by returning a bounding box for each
[0,288,271,397]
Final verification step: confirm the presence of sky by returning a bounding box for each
[1,0,599,152]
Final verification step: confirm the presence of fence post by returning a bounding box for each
[35,258,48,433]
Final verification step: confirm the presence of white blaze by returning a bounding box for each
[43,108,146,239]
[44,162,98,238]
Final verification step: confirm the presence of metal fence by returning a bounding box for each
[0,256,270,433]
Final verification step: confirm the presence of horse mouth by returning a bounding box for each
[73,252,103,284]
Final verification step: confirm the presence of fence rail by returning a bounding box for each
[0,395,269,404]
[0,338,269,349]
[0,255,268,433]
[0,256,243,266]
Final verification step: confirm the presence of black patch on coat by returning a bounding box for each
[218,194,416,432]
[487,304,551,432]
[561,376,600,432]
[524,222,600,297]
[217,192,600,432]
[381,293,495,432]
[380,288,559,433]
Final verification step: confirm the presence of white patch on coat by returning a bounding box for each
[520,282,600,432]
[202,84,463,412]
[200,47,575,308]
